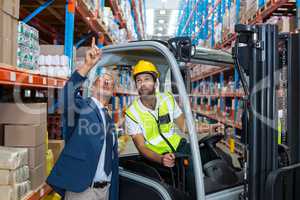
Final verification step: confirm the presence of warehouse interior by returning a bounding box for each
[0,0,299,200]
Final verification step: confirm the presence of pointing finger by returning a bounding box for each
[92,37,96,48]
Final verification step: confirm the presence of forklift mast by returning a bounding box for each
[234,24,279,200]
[234,24,300,200]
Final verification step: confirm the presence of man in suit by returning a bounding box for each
[47,38,118,200]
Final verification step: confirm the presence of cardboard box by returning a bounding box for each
[4,124,47,147]
[28,144,46,169]
[29,163,46,190]
[48,140,65,163]
[0,0,19,19]
[40,45,76,61]
[0,10,18,66]
[0,181,31,200]
[0,103,47,124]
[0,146,28,170]
[0,165,29,185]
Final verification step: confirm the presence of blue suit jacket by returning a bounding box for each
[46,71,119,200]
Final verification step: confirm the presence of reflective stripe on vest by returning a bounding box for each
[125,92,182,154]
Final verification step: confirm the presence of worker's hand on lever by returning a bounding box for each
[78,37,102,77]
[161,153,176,168]
[209,123,223,133]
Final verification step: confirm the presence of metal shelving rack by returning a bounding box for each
[177,0,296,155]
[0,65,66,89]
[129,0,145,39]
[0,0,146,89]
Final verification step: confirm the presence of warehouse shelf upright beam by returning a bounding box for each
[191,0,221,41]
[186,0,192,36]
[64,0,76,70]
[22,0,56,23]
[138,0,145,38]
[236,0,240,24]
[109,0,132,40]
[203,0,209,40]
[129,0,142,39]
[220,71,224,114]
[176,1,188,36]
[109,0,126,28]
[211,0,215,47]
[297,0,300,29]
[143,0,147,38]
[181,0,201,35]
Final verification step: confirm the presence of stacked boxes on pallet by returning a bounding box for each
[0,103,47,192]
[0,147,31,200]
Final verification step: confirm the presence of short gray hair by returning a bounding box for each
[85,66,117,97]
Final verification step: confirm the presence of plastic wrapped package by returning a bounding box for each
[0,181,31,200]
[0,166,29,185]
[0,147,28,170]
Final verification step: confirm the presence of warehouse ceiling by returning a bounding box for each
[145,0,181,40]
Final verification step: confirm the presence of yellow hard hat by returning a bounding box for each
[133,60,160,78]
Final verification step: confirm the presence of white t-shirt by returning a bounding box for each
[125,94,183,136]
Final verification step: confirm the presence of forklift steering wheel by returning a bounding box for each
[198,133,224,147]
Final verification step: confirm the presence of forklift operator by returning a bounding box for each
[125,60,217,168]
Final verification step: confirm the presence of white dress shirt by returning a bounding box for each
[91,97,113,182]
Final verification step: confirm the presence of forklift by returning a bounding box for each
[86,23,300,200]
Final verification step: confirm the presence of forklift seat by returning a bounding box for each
[204,159,239,186]
[122,160,164,182]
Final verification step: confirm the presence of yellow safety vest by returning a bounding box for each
[125,92,182,155]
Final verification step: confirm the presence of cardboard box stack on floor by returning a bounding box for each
[0,0,19,67]
[0,103,48,193]
[0,146,31,200]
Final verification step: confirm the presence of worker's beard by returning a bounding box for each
[138,87,156,100]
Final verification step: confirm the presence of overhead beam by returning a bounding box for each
[22,0,56,23]
[22,4,65,9]
[37,0,64,23]
[20,8,59,41]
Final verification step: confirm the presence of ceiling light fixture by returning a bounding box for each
[158,19,165,24]
[146,9,154,35]
[167,10,179,36]
[160,10,166,15]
